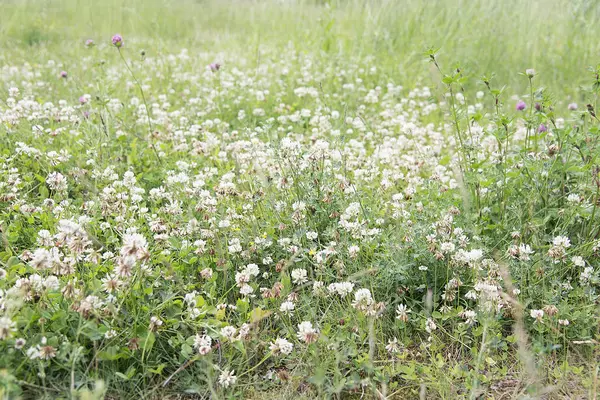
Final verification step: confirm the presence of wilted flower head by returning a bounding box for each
[543,304,558,316]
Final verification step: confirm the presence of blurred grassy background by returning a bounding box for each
[1,0,599,96]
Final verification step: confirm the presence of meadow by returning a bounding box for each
[1,0,600,398]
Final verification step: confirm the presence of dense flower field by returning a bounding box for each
[2,12,600,398]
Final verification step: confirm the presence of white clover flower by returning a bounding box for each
[270,337,294,355]
[530,309,544,323]
[385,337,401,354]
[425,318,437,334]
[0,317,16,340]
[572,256,585,268]
[193,334,212,355]
[220,326,237,340]
[291,268,308,285]
[396,304,411,322]
[328,282,355,297]
[280,301,295,314]
[218,369,237,388]
[297,321,318,343]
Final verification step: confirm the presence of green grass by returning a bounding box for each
[1,1,600,399]
[1,0,600,95]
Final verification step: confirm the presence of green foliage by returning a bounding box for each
[1,1,600,399]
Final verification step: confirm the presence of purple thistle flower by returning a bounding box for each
[79,96,88,104]
[535,102,542,112]
[538,123,547,133]
[112,34,123,48]
[516,100,526,111]
[209,63,221,72]
[568,103,578,111]
[60,71,68,79]
[85,39,95,47]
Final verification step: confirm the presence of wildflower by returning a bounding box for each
[279,301,295,314]
[60,71,68,79]
[291,268,308,285]
[567,194,581,204]
[270,337,294,355]
[553,236,571,248]
[572,256,585,267]
[306,231,318,240]
[396,304,411,322]
[121,233,149,260]
[530,309,544,324]
[105,330,117,339]
[518,244,534,261]
[461,310,477,326]
[14,338,26,349]
[101,274,122,293]
[558,319,570,326]
[220,326,237,340]
[312,281,325,295]
[209,63,221,72]
[239,284,254,296]
[386,337,401,354]
[0,317,16,340]
[193,334,212,355]
[85,39,95,47]
[46,172,68,192]
[425,318,437,333]
[526,68,536,78]
[238,323,251,340]
[297,321,318,343]
[328,282,355,297]
[538,123,547,133]
[218,369,237,388]
[149,316,163,331]
[39,345,57,360]
[352,288,375,313]
[543,305,558,316]
[200,268,213,279]
[568,103,578,110]
[580,267,594,284]
[516,100,526,111]
[112,34,123,48]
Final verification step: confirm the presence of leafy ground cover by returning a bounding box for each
[2,1,600,398]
